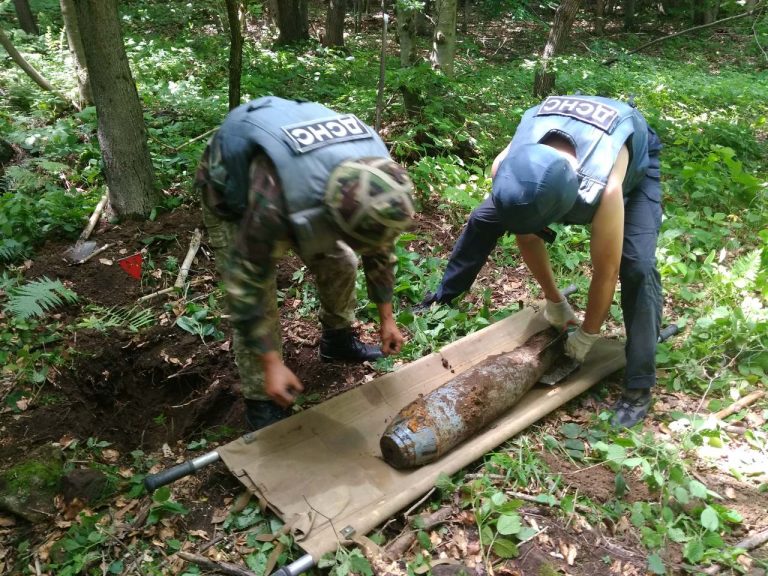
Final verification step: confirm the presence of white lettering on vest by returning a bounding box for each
[535,96,620,132]
[290,128,314,146]
[283,114,373,152]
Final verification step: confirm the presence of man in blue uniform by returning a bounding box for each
[196,97,415,430]
[420,95,663,428]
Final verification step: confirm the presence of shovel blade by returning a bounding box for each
[538,357,581,386]
[63,240,98,263]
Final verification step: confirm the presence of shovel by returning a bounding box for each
[63,193,108,263]
[538,322,681,386]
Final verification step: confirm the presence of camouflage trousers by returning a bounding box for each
[202,203,358,401]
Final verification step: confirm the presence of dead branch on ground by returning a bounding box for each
[713,390,765,420]
[385,505,455,559]
[175,228,203,288]
[177,551,257,576]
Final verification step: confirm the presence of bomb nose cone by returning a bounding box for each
[380,418,439,469]
[379,430,412,469]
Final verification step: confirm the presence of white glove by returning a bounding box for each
[565,327,600,362]
[544,299,578,330]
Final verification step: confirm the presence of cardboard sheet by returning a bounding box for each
[218,308,626,561]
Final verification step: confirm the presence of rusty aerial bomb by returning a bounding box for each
[380,329,564,469]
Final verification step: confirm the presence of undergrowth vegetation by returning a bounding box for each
[1,0,767,574]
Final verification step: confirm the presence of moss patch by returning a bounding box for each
[0,444,65,522]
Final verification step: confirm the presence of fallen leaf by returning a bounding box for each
[252,533,277,542]
[159,525,175,541]
[15,397,29,411]
[99,258,113,265]
[101,448,120,463]
[63,496,86,520]
[56,434,77,449]
[231,490,252,514]
[429,530,442,547]
[118,467,134,479]
[549,551,565,560]
[453,527,468,556]
[566,543,578,565]
[211,508,229,524]
[162,443,174,458]
[0,515,15,527]
[615,515,631,534]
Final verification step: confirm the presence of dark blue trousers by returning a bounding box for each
[435,130,663,390]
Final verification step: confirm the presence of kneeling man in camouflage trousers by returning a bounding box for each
[195,97,415,430]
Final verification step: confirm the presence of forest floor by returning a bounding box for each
[1,207,767,575]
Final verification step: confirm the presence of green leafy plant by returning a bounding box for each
[3,276,78,320]
[460,479,541,562]
[146,486,189,525]
[46,514,109,576]
[589,429,743,570]
[175,303,224,342]
[318,546,373,576]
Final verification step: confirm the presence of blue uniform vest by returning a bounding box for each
[509,96,650,224]
[208,97,390,216]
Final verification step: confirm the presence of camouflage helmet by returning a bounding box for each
[325,157,415,248]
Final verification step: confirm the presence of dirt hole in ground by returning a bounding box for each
[1,206,374,467]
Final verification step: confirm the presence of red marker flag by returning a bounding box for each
[118,253,143,280]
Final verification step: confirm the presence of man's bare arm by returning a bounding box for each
[582,145,629,334]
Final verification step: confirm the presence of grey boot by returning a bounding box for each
[611,389,653,428]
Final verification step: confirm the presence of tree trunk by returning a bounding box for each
[397,2,418,67]
[533,0,581,97]
[429,0,457,77]
[73,0,159,218]
[396,2,423,117]
[324,0,346,47]
[0,138,15,167]
[417,0,432,35]
[624,0,637,30]
[264,0,278,26]
[352,0,362,33]
[224,0,243,110]
[375,0,387,131]
[60,0,92,107]
[692,0,718,24]
[13,0,39,35]
[274,0,309,45]
[595,0,605,34]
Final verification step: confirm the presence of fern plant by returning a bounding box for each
[0,239,25,263]
[77,305,155,332]
[3,276,79,320]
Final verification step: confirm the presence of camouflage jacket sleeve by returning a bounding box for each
[361,248,396,304]
[223,156,290,355]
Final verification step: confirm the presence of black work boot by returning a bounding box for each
[319,328,383,362]
[412,291,438,313]
[611,389,653,428]
[244,399,291,431]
